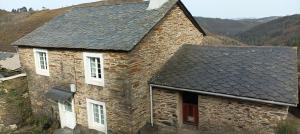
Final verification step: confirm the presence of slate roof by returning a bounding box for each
[0,52,15,60]
[150,45,298,105]
[0,43,16,52]
[13,0,205,51]
[45,86,74,102]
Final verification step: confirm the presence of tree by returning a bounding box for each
[11,9,16,13]
[19,7,27,12]
[28,8,34,12]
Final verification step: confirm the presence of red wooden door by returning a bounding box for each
[183,103,198,125]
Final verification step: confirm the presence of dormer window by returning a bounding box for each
[83,52,104,86]
[33,48,49,76]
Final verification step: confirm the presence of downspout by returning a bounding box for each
[149,84,154,126]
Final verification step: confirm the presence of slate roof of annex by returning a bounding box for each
[0,52,15,60]
[150,45,298,105]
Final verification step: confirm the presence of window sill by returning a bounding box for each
[88,124,105,132]
[85,78,104,87]
[36,69,50,76]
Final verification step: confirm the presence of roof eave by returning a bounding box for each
[15,45,131,53]
[150,83,297,107]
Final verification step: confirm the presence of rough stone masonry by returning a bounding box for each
[18,4,204,133]
[152,88,289,134]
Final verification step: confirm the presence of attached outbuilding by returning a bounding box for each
[150,45,298,133]
[0,52,21,71]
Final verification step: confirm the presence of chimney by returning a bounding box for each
[147,0,169,10]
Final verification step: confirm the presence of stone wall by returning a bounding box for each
[198,95,288,133]
[0,74,30,131]
[128,5,204,132]
[18,48,132,133]
[152,88,289,134]
[152,88,180,128]
[74,52,132,134]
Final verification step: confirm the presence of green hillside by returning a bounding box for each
[236,14,300,46]
[195,16,279,37]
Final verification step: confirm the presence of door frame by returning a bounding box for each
[58,98,77,129]
[86,98,108,134]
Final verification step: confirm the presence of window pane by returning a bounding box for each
[43,53,48,69]
[64,100,72,112]
[91,68,97,78]
[90,57,97,78]
[93,104,100,123]
[97,58,101,78]
[100,105,104,124]
[89,57,101,79]
[40,61,45,69]
[38,52,46,69]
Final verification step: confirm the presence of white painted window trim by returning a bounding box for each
[83,52,104,86]
[33,48,49,76]
[86,98,107,134]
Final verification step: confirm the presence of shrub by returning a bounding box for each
[275,120,297,134]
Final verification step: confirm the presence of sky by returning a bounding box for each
[0,0,299,19]
[182,0,300,18]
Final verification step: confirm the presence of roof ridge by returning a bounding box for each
[71,1,147,10]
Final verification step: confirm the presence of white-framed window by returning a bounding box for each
[86,98,107,133]
[83,52,104,86]
[33,48,49,76]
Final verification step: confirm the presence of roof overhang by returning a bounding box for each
[150,84,297,107]
[45,87,74,102]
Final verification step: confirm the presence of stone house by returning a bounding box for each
[13,0,297,134]
[14,0,205,133]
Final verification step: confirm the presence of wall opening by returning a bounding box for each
[182,92,198,125]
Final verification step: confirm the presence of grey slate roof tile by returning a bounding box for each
[150,45,298,105]
[0,52,15,60]
[13,0,178,51]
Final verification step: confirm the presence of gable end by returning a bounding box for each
[177,1,206,36]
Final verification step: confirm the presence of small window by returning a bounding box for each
[33,49,49,76]
[64,99,73,112]
[83,53,104,86]
[89,57,102,79]
[92,103,105,125]
[86,98,107,133]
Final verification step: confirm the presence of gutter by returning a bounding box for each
[0,73,26,82]
[149,84,296,124]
